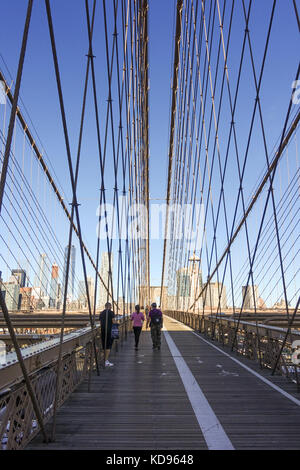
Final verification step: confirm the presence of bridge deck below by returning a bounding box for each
[28,316,300,450]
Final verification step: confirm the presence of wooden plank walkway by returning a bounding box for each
[28,316,300,450]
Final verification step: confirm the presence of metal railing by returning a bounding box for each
[165,310,300,391]
[0,316,130,450]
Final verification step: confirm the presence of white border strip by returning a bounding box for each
[163,329,234,450]
[166,315,300,407]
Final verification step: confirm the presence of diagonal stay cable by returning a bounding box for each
[0,68,116,306]
[231,63,300,353]
[189,106,300,311]
[0,0,49,444]
[44,0,101,441]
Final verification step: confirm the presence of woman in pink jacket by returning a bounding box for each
[131,305,145,350]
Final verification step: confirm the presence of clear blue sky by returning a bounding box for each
[0,0,299,306]
[0,0,176,290]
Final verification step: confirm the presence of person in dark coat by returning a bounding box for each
[99,302,116,367]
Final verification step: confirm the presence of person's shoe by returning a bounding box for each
[135,346,138,350]
[157,346,160,350]
[105,360,114,367]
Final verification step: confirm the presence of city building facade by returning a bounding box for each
[49,263,59,308]
[242,285,259,310]
[62,245,76,301]
[35,253,49,296]
[98,252,113,309]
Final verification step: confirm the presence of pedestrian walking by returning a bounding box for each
[147,302,163,350]
[99,302,116,367]
[145,304,150,319]
[131,305,145,350]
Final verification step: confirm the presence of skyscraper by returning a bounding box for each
[78,277,95,310]
[98,252,113,309]
[176,268,191,297]
[11,269,26,288]
[35,254,49,296]
[78,280,86,304]
[204,282,227,310]
[242,285,259,310]
[1,283,20,311]
[20,287,33,311]
[62,245,76,301]
[49,263,59,308]
[172,253,205,310]
[188,253,202,302]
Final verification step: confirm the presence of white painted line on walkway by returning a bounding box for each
[163,329,235,450]
[165,315,300,407]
